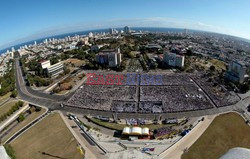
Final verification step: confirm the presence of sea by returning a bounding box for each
[0,27,197,54]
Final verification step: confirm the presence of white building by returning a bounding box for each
[81,37,89,45]
[122,127,149,136]
[39,60,51,69]
[163,52,185,68]
[109,28,118,35]
[88,32,93,38]
[39,60,64,78]
[45,62,64,78]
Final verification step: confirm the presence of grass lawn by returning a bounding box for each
[89,118,175,131]
[90,118,126,130]
[182,113,250,159]
[0,101,18,117]
[0,92,11,104]
[1,108,46,143]
[11,112,83,159]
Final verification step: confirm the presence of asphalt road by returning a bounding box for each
[15,58,249,119]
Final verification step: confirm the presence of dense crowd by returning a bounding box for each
[140,85,212,112]
[65,73,238,113]
[66,85,137,110]
[154,127,176,138]
[192,74,240,107]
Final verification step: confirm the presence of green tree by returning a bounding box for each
[4,144,16,159]
[17,113,25,122]
[10,90,17,98]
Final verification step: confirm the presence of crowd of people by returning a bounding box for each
[66,85,137,110]
[154,127,176,138]
[140,85,213,112]
[65,73,238,113]
[192,74,240,107]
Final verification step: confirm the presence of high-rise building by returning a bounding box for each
[109,28,118,34]
[184,29,188,35]
[225,61,247,83]
[96,48,122,67]
[124,26,131,33]
[109,28,114,34]
[163,52,185,68]
[88,32,93,38]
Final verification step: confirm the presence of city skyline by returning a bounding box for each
[1,0,250,50]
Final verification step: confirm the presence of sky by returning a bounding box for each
[1,0,250,50]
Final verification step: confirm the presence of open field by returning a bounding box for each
[63,58,85,67]
[0,92,11,104]
[182,112,250,159]
[55,74,84,94]
[11,112,83,159]
[208,59,226,70]
[1,108,46,143]
[0,101,18,117]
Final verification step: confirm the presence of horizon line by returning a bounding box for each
[1,26,250,53]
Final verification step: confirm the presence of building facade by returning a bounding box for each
[163,52,185,68]
[39,60,51,69]
[39,60,64,78]
[124,26,131,33]
[45,62,64,78]
[225,61,247,83]
[96,48,122,67]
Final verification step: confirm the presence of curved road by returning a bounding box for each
[15,58,249,119]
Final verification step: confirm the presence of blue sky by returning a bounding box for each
[1,0,250,50]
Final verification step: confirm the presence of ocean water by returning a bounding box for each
[0,27,190,54]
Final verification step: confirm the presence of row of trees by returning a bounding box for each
[27,74,52,87]
[0,101,24,123]
[0,60,16,96]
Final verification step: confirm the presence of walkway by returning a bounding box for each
[160,115,215,159]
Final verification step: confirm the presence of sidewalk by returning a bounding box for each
[0,104,29,132]
[58,111,101,159]
[160,115,215,159]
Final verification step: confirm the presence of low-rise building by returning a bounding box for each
[39,60,64,78]
[45,62,64,78]
[122,127,150,139]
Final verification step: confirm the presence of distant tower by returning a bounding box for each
[88,32,93,38]
[34,41,37,45]
[11,47,15,52]
[124,26,131,34]
[184,29,188,35]
[109,28,115,34]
